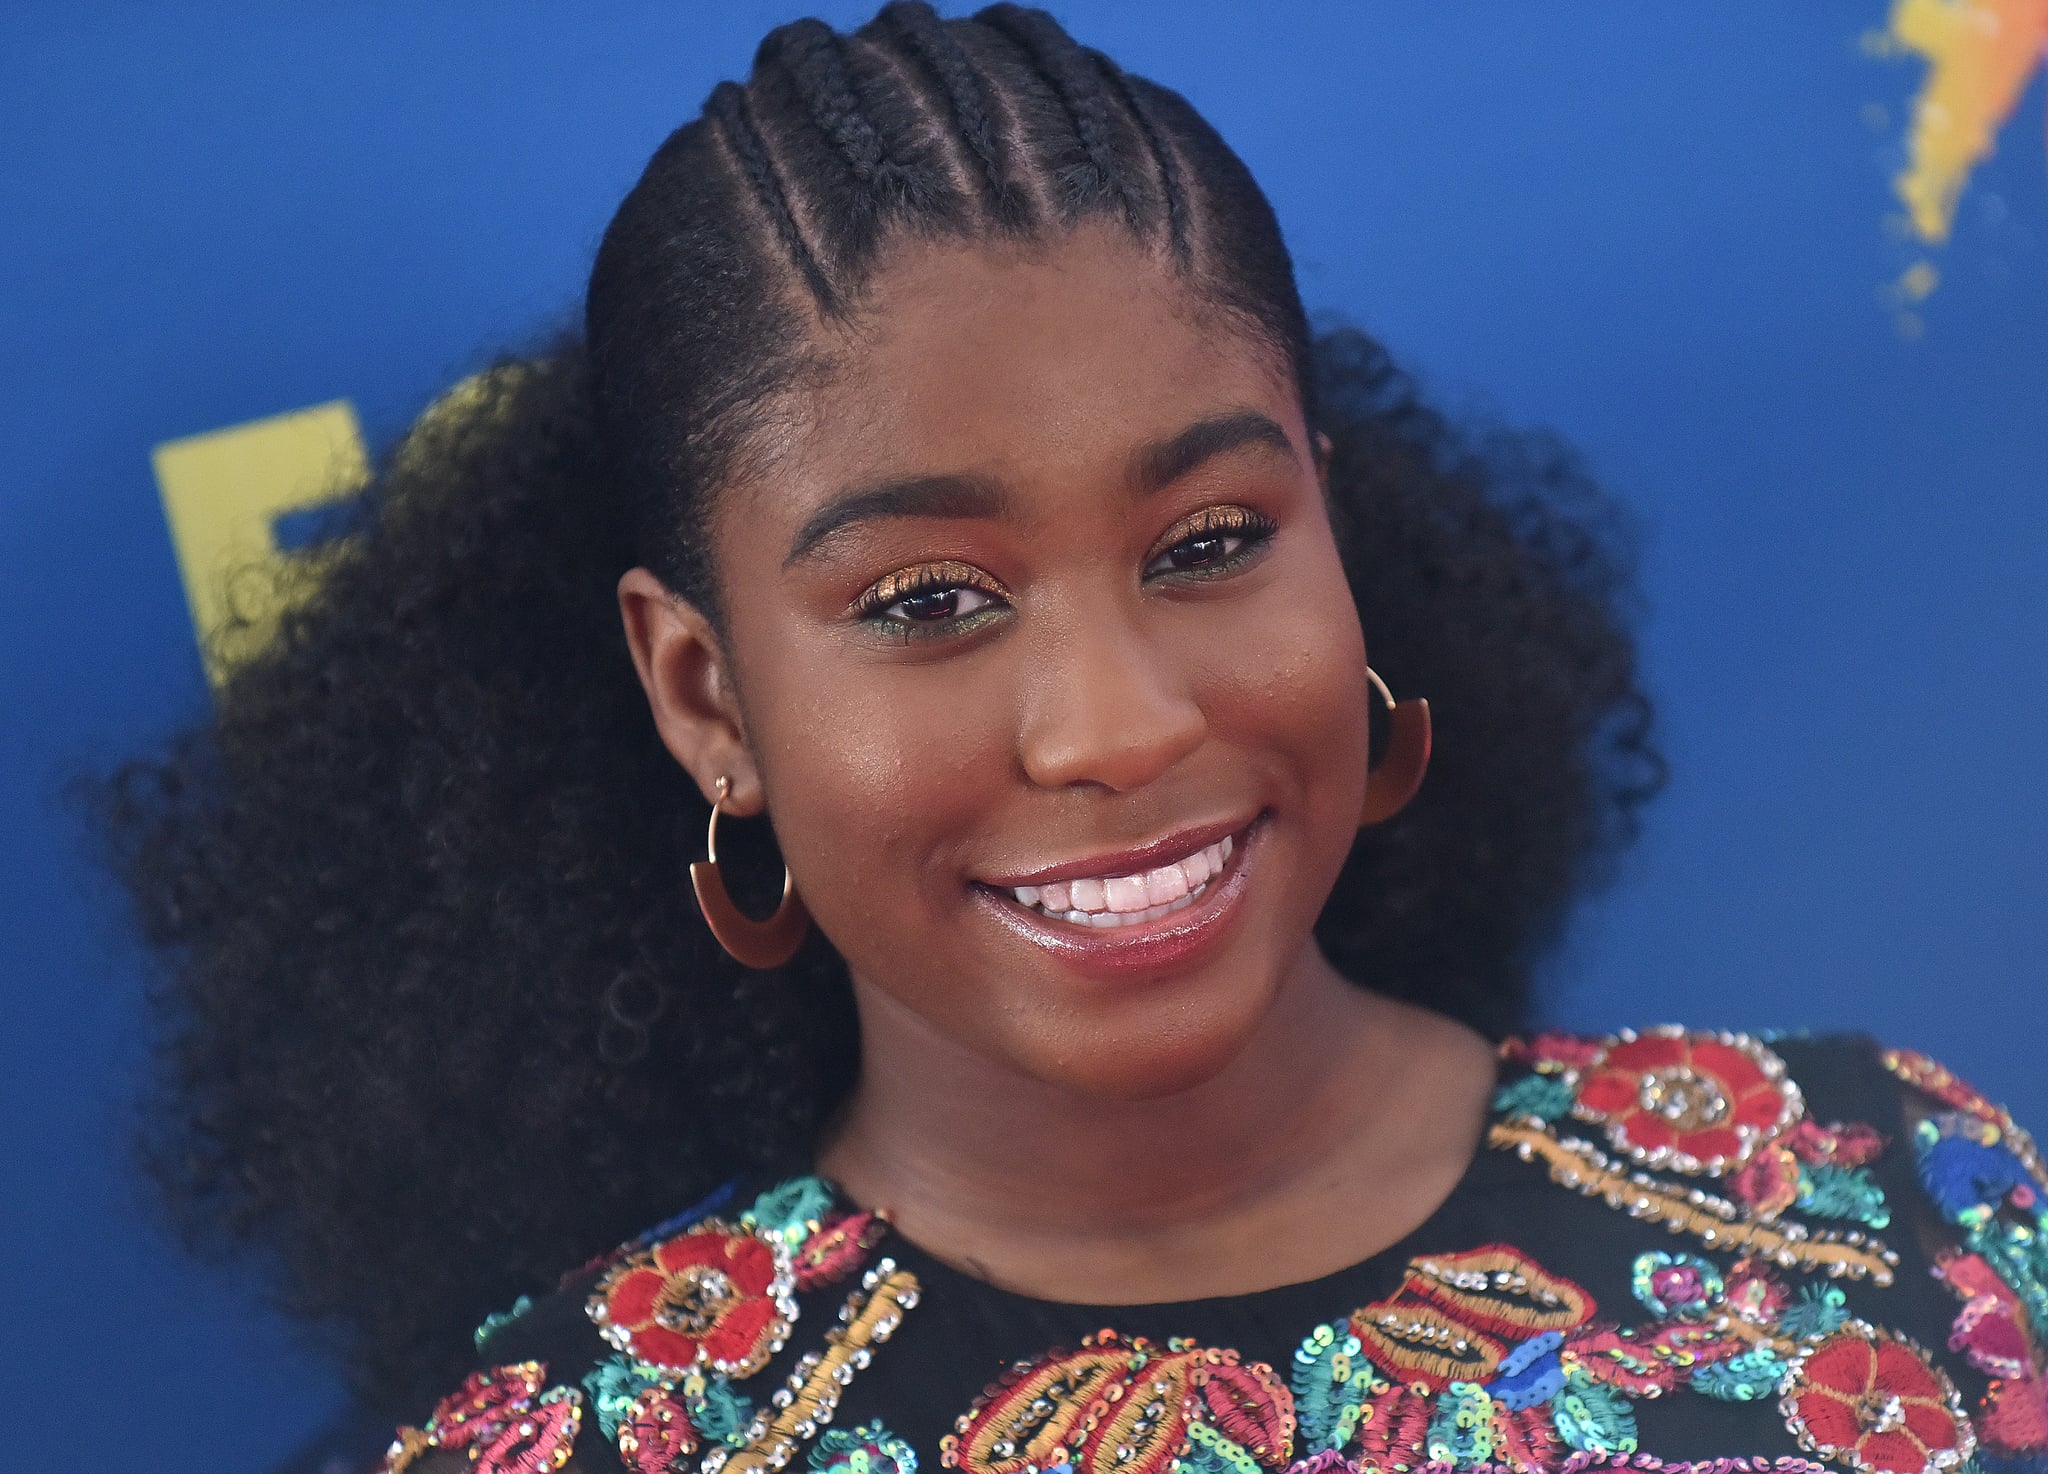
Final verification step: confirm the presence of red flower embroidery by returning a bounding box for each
[618,1385,701,1474]
[1936,1250,2048,1453]
[1780,1322,1976,1474]
[376,1363,583,1474]
[589,1218,795,1377]
[1573,1027,1801,1175]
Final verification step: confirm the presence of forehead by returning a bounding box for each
[729,224,1302,521]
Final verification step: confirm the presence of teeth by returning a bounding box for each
[1007,833,1238,925]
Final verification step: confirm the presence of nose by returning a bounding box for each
[1017,614,1208,792]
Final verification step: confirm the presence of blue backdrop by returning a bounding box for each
[3,5,2043,1472]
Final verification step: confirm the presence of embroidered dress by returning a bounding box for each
[375,1033,2048,1474]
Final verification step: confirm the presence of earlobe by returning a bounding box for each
[616,567,764,811]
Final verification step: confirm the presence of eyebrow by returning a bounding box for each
[1128,410,1296,497]
[782,409,1297,568]
[784,473,1008,568]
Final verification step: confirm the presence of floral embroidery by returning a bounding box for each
[1625,1251,1835,1405]
[1934,1250,2048,1452]
[712,1260,921,1474]
[1493,1031,1897,1283]
[1778,1322,1975,1474]
[1336,1245,1664,1468]
[1912,1106,2048,1466]
[739,1172,888,1292]
[1292,1323,1380,1455]
[939,1332,1295,1474]
[748,1176,840,1248]
[811,1420,918,1474]
[583,1352,768,1469]
[1351,1246,1596,1392]
[618,1382,702,1474]
[583,1353,668,1443]
[589,1217,798,1376]
[390,1042,2044,1474]
[1884,1048,2048,1189]
[1569,1028,1803,1176]
[573,1178,911,1474]
[377,1362,583,1474]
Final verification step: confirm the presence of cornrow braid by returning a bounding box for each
[705,80,840,313]
[975,3,1142,227]
[874,0,1030,231]
[762,18,940,216]
[1095,57,1192,265]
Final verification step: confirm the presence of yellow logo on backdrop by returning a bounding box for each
[151,401,370,685]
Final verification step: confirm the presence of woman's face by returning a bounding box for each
[641,224,1374,1101]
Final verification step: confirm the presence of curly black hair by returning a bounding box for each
[91,1,1663,1411]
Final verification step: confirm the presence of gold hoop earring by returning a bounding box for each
[689,776,810,969]
[1360,667,1432,827]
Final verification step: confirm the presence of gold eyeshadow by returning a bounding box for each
[1147,504,1272,562]
[851,560,1006,619]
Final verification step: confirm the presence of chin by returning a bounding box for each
[1009,977,1282,1103]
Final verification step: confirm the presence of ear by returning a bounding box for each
[618,567,765,816]
[1312,429,1334,499]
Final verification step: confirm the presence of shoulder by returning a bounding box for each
[1489,1024,2048,1275]
[373,1173,906,1474]
[1494,1023,2040,1178]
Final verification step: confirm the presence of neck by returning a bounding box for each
[816,946,1495,1276]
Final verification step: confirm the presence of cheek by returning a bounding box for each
[738,638,1006,948]
[1206,538,1373,824]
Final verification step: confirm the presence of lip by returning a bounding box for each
[977,813,1255,889]
[971,813,1265,981]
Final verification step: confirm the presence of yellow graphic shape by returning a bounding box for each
[1886,0,2048,245]
[152,400,369,685]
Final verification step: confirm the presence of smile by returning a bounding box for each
[972,815,1262,980]
[1006,833,1233,928]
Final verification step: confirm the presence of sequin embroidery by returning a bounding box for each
[940,1333,1295,1474]
[1493,1030,1897,1284]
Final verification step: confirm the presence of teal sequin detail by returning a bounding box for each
[689,1374,759,1448]
[472,1292,534,1353]
[1291,1322,1379,1452]
[1549,1368,1638,1456]
[582,1355,670,1443]
[1779,1283,1850,1340]
[1690,1347,1787,1402]
[1177,1420,1264,1474]
[809,1420,917,1474]
[746,1175,837,1249]
[1493,1073,1576,1123]
[1424,1382,1498,1469]
[1797,1163,1892,1229]
[1630,1251,1723,1319]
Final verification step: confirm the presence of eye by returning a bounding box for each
[1143,505,1276,580]
[853,559,1011,641]
[889,584,998,623]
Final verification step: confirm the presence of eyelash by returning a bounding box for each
[851,506,1277,643]
[852,560,1008,642]
[1143,505,1276,579]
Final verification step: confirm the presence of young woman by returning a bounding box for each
[99,6,2045,1474]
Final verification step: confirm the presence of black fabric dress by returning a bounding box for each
[372,1031,2048,1474]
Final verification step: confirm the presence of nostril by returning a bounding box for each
[1018,680,1207,792]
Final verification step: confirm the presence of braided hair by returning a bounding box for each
[95,2,1661,1406]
